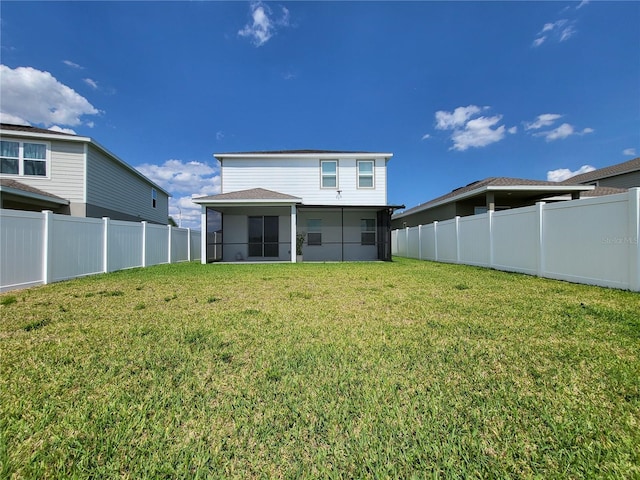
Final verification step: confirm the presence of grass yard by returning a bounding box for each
[1,258,639,479]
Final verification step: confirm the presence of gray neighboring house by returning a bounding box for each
[391,177,597,229]
[561,157,640,189]
[0,123,169,224]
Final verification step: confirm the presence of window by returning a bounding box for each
[0,140,48,177]
[361,218,376,245]
[152,188,157,208]
[307,219,322,245]
[357,160,374,188]
[321,160,337,188]
[248,216,279,257]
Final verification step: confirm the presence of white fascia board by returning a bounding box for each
[215,153,393,160]
[0,129,91,143]
[192,198,302,206]
[0,128,171,197]
[0,185,70,205]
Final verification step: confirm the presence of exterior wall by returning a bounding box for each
[297,208,378,261]
[391,203,457,229]
[220,206,292,262]
[595,171,640,189]
[0,135,85,206]
[86,145,168,224]
[221,156,387,205]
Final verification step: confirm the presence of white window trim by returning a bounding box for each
[357,160,375,189]
[320,160,338,190]
[0,139,51,179]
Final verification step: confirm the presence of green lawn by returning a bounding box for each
[1,258,638,479]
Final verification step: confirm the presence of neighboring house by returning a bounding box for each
[193,150,403,262]
[562,157,640,189]
[391,177,596,229]
[0,123,169,224]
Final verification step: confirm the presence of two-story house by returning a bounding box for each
[0,123,170,224]
[193,150,403,263]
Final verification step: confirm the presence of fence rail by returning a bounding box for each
[392,188,640,292]
[1,209,201,292]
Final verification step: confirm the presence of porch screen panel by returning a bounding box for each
[248,217,263,257]
[264,216,279,257]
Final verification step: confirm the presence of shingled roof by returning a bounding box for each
[396,177,592,217]
[193,188,302,202]
[0,123,77,137]
[0,178,69,204]
[561,157,640,185]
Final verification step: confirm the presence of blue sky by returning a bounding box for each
[1,1,638,228]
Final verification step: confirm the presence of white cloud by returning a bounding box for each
[576,0,590,10]
[421,133,431,140]
[533,18,577,47]
[238,2,290,47]
[534,123,594,142]
[0,112,29,125]
[623,148,636,156]
[84,78,98,89]
[48,125,77,135]
[216,131,224,141]
[435,105,482,130]
[508,126,518,134]
[434,105,508,151]
[63,60,83,69]
[547,165,596,182]
[450,115,506,151]
[0,65,99,127]
[136,159,221,229]
[537,123,575,141]
[525,113,563,130]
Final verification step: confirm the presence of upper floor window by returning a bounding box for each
[357,160,374,188]
[152,188,157,208]
[321,160,337,189]
[0,140,48,177]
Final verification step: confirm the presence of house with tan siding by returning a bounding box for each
[0,124,169,224]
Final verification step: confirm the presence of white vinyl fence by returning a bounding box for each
[393,188,640,292]
[0,209,201,292]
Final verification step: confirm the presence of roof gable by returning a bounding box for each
[193,188,302,203]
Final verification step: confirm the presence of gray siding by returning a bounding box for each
[86,145,168,224]
[597,171,640,189]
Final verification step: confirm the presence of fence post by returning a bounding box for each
[629,188,640,291]
[488,210,494,268]
[103,217,110,273]
[168,225,172,264]
[141,221,147,267]
[418,225,422,260]
[187,228,192,262]
[42,210,54,285]
[536,202,546,277]
[201,207,207,265]
[455,216,460,263]
[433,221,438,262]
